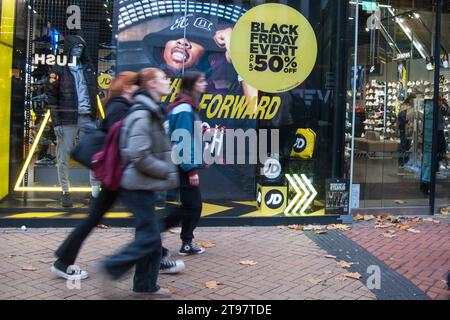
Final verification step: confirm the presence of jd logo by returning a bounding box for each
[262,158,281,179]
[265,190,284,209]
[293,134,306,153]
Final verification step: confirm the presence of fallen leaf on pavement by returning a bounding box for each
[327,224,351,231]
[205,281,222,289]
[344,272,362,280]
[423,218,440,224]
[161,286,176,293]
[315,230,328,235]
[337,261,354,268]
[394,200,407,204]
[354,213,365,221]
[239,260,258,266]
[324,255,337,259]
[364,215,375,221]
[439,207,449,215]
[96,224,109,229]
[195,241,216,248]
[406,217,422,223]
[169,228,181,234]
[288,225,304,231]
[406,228,421,234]
[308,278,323,285]
[375,224,391,229]
[383,233,396,238]
[388,216,401,223]
[22,266,37,271]
[396,222,411,230]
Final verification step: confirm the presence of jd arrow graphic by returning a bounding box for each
[284,174,317,216]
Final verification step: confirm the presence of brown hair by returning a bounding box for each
[105,71,138,104]
[179,71,204,97]
[137,67,164,90]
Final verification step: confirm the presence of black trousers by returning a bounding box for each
[55,186,119,267]
[103,190,161,292]
[163,170,202,243]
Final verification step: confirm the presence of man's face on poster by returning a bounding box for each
[163,38,205,70]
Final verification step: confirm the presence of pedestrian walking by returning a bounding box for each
[101,68,179,298]
[164,71,208,256]
[51,71,183,282]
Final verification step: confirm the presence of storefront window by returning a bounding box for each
[1,0,447,219]
[347,0,449,212]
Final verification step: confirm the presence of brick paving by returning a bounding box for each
[343,216,450,300]
[0,227,376,300]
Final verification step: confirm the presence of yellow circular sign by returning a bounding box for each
[230,4,317,93]
[98,73,113,89]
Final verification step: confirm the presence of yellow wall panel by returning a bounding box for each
[0,0,15,199]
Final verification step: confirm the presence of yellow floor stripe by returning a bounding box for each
[5,212,66,218]
[70,214,88,218]
[104,212,133,218]
[232,201,257,206]
[14,198,57,202]
[201,202,233,217]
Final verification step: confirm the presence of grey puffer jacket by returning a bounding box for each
[119,93,179,191]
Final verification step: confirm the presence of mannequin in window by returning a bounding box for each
[46,35,100,207]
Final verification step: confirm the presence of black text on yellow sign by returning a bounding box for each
[249,22,299,75]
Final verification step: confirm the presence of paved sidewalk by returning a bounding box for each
[0,220,447,300]
[344,217,450,300]
[0,227,377,300]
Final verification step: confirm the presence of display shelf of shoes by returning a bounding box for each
[364,81,394,140]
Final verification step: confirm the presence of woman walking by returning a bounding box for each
[51,72,139,280]
[164,71,208,256]
[101,68,179,298]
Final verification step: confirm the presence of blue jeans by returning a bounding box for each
[103,190,162,292]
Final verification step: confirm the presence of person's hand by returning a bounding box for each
[214,28,233,63]
[189,173,200,187]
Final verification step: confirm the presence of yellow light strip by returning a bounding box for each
[14,110,51,191]
[284,174,301,215]
[97,95,105,119]
[14,110,93,193]
[293,174,309,214]
[300,174,317,214]
[14,187,92,192]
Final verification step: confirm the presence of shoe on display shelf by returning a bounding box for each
[100,41,117,49]
[99,52,117,62]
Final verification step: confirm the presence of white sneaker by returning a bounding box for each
[51,264,89,280]
[159,259,185,274]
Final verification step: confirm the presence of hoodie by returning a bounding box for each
[46,35,97,126]
[167,93,204,175]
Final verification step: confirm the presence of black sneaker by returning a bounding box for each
[159,259,185,274]
[162,246,170,260]
[178,242,205,256]
[61,192,73,208]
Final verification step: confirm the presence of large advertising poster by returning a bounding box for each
[115,0,318,200]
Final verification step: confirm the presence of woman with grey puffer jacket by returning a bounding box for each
[101,68,179,299]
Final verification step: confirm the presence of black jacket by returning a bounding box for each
[100,96,132,132]
[46,35,98,126]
